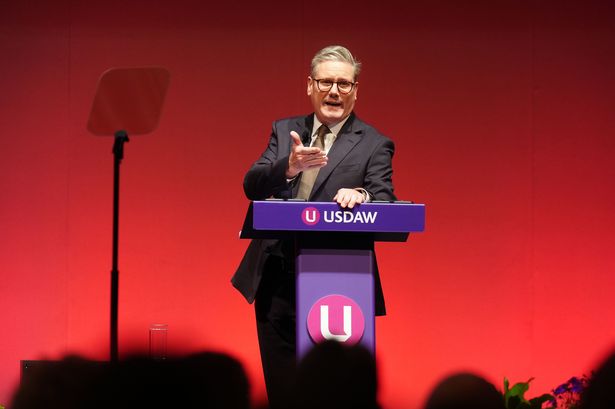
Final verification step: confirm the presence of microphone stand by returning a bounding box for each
[110,130,129,362]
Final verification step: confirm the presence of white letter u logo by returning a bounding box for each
[320,305,352,342]
[305,210,317,223]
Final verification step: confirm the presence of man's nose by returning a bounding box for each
[328,83,340,96]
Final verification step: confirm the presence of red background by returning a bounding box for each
[1,1,615,408]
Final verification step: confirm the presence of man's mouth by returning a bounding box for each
[324,101,342,108]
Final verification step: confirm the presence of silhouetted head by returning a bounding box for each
[295,340,379,409]
[581,351,615,409]
[424,372,505,409]
[11,351,250,409]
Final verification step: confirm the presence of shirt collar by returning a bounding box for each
[312,115,351,138]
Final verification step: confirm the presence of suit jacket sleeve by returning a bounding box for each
[363,137,396,201]
[243,121,293,200]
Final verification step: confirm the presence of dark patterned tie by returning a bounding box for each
[296,124,329,200]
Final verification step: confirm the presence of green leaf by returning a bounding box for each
[507,382,530,401]
[504,378,535,408]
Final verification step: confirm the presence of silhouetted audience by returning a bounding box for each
[11,356,106,409]
[581,350,615,409]
[423,372,505,409]
[11,352,250,409]
[294,340,380,409]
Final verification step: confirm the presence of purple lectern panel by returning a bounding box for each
[296,249,375,359]
[253,201,425,233]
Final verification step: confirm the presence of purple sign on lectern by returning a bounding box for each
[253,201,425,233]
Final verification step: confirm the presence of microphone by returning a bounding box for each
[301,130,311,147]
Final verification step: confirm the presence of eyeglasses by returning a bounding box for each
[313,78,356,94]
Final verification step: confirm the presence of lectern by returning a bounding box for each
[241,200,425,358]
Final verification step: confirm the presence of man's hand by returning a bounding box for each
[334,188,366,209]
[286,131,328,178]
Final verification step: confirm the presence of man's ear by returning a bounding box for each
[307,76,313,96]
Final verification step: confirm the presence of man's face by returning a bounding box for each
[307,60,358,126]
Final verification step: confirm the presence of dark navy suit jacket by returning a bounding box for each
[232,112,396,315]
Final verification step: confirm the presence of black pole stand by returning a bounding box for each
[110,130,129,362]
[87,67,170,362]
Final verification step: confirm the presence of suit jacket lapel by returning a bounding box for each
[310,113,363,198]
[296,115,313,147]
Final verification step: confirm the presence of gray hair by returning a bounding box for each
[311,45,362,80]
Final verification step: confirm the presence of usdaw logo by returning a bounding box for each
[301,206,378,226]
[301,207,320,226]
[306,294,365,345]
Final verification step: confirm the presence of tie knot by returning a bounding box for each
[317,124,330,138]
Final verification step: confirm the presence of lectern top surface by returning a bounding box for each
[240,200,425,241]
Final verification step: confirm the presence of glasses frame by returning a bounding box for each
[312,78,357,94]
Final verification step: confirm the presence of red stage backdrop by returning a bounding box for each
[1,1,614,408]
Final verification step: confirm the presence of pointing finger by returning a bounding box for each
[290,131,302,146]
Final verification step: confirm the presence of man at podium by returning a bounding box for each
[232,45,396,408]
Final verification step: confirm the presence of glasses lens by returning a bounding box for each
[317,80,333,91]
[337,81,353,93]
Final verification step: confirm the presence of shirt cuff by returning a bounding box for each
[354,188,371,202]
